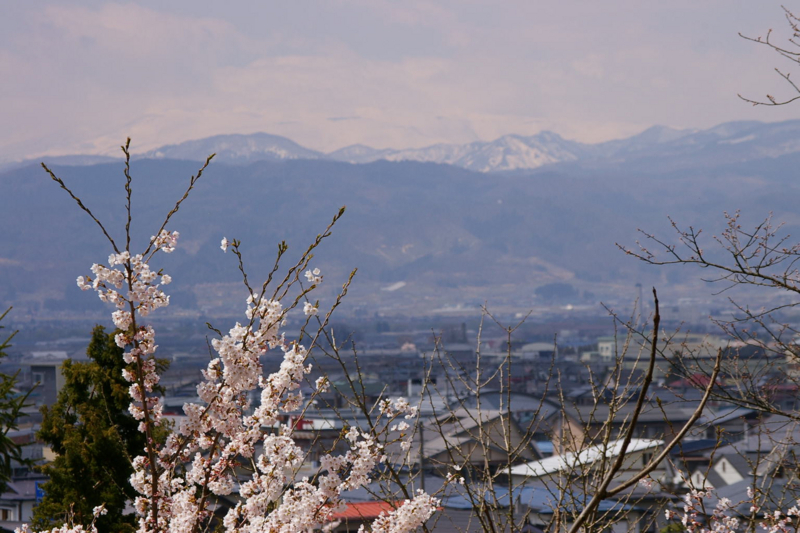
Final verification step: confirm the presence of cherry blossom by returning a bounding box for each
[30,162,437,533]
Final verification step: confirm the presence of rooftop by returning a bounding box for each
[509,438,663,478]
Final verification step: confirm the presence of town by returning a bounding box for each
[1,298,797,532]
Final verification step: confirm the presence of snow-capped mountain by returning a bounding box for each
[580,120,800,171]
[450,132,589,172]
[19,119,800,174]
[141,132,325,164]
[139,130,592,172]
[328,131,588,172]
[147,123,796,173]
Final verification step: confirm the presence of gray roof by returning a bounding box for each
[509,438,663,478]
[453,392,560,417]
[703,468,726,489]
[699,406,757,427]
[0,479,39,502]
[709,477,798,516]
[562,402,700,425]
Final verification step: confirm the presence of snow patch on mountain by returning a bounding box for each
[143,133,325,164]
[126,119,800,173]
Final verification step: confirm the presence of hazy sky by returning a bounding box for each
[3,0,800,160]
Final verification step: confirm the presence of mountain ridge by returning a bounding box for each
[135,119,800,172]
[5,119,800,174]
[5,144,800,317]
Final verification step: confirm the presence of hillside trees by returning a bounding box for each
[32,325,166,532]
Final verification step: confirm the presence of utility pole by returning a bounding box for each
[418,418,425,492]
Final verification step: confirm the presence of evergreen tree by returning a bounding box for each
[32,326,166,532]
[0,308,30,494]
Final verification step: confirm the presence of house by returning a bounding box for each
[697,406,760,441]
[688,453,754,490]
[528,495,663,533]
[0,477,46,524]
[444,479,673,533]
[0,426,55,524]
[552,401,703,453]
[328,501,402,533]
[24,351,69,407]
[596,334,728,379]
[451,392,561,454]
[396,408,540,472]
[688,477,800,532]
[597,334,726,361]
[515,343,557,361]
[689,414,800,488]
[507,438,668,487]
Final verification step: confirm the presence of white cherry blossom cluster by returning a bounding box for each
[77,250,171,321]
[76,244,173,449]
[26,219,439,533]
[365,491,440,533]
[305,268,322,284]
[379,397,419,420]
[379,397,418,453]
[223,428,393,532]
[665,490,741,533]
[445,464,465,486]
[757,500,800,533]
[136,285,431,532]
[315,376,330,393]
[303,301,318,316]
[151,230,180,253]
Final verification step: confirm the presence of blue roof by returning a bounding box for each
[536,441,554,455]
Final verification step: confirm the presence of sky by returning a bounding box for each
[3,0,800,161]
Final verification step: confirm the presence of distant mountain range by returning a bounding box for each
[6,119,800,174]
[326,130,589,171]
[127,119,800,172]
[5,117,800,318]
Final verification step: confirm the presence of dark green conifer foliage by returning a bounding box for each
[0,308,31,494]
[32,326,151,532]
